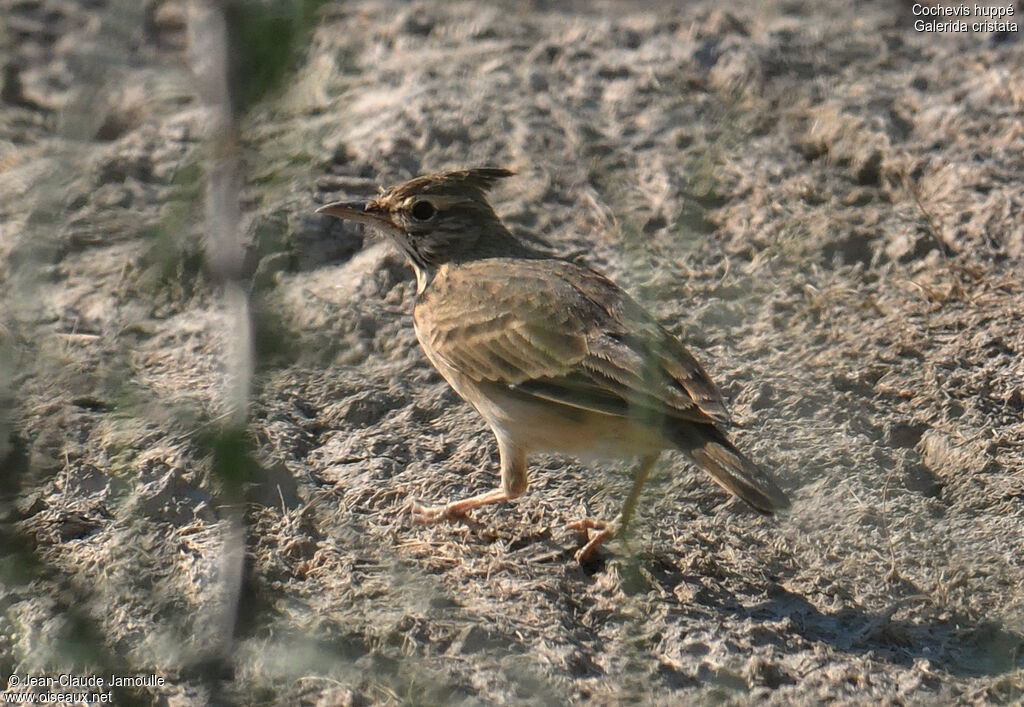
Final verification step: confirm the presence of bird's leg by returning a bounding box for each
[410,488,509,523]
[410,438,527,524]
[571,454,659,561]
[615,453,659,533]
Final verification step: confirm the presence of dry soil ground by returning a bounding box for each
[2,0,1023,704]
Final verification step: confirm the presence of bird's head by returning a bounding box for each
[317,168,529,290]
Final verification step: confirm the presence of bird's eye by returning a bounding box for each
[410,200,436,221]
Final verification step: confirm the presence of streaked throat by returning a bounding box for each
[394,237,436,294]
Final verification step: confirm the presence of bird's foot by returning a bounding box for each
[568,515,622,562]
[409,500,467,525]
[409,488,509,525]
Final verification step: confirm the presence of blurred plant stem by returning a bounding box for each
[186,0,251,673]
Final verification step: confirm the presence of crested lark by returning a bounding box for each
[317,168,789,561]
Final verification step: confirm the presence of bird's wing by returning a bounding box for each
[415,259,730,426]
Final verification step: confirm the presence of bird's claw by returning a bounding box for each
[409,500,466,525]
[567,516,621,562]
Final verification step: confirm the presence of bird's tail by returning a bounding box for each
[672,424,790,514]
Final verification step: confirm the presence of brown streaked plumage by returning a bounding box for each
[316,168,789,561]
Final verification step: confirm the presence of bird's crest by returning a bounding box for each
[382,168,514,203]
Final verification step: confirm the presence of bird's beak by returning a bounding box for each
[315,200,399,234]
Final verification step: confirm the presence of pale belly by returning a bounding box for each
[431,358,668,460]
[413,313,671,460]
[478,384,670,460]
